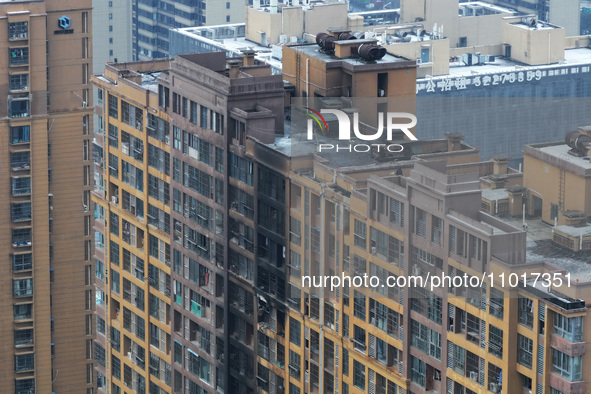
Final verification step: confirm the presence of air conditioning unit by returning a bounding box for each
[469,371,478,381]
[412,264,422,276]
[448,324,455,332]
[489,382,500,393]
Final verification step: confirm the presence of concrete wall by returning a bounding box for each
[523,146,591,225]
[401,0,460,47]
[457,14,519,47]
[385,38,450,76]
[549,0,580,37]
[245,3,348,46]
[205,0,247,26]
[503,23,565,65]
[245,6,282,45]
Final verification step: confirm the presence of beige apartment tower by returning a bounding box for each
[0,0,95,393]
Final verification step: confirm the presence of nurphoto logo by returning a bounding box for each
[304,107,417,153]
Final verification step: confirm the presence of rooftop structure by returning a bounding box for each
[488,0,582,36]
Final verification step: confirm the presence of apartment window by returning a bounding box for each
[183,162,211,197]
[388,198,405,227]
[488,324,503,358]
[108,94,118,119]
[353,325,366,351]
[121,101,143,130]
[552,349,582,381]
[200,105,209,128]
[517,334,533,368]
[354,219,367,249]
[229,153,253,185]
[212,111,223,134]
[9,98,30,118]
[10,125,30,144]
[14,304,32,320]
[110,240,120,266]
[9,21,28,39]
[13,279,33,297]
[289,350,301,379]
[12,228,31,247]
[95,259,105,281]
[15,353,34,371]
[12,253,32,272]
[15,378,35,393]
[289,317,301,346]
[172,93,180,114]
[518,297,534,328]
[14,329,33,346]
[82,11,89,32]
[431,216,442,244]
[415,208,427,237]
[121,160,143,191]
[107,124,118,148]
[189,101,198,124]
[11,177,30,196]
[229,185,254,219]
[215,178,224,205]
[353,360,365,390]
[95,343,106,366]
[411,356,426,387]
[110,355,121,381]
[9,47,28,65]
[9,74,29,91]
[215,146,224,172]
[258,201,284,235]
[96,316,106,336]
[110,212,120,236]
[187,349,211,383]
[148,174,170,204]
[111,327,120,352]
[277,211,296,244]
[553,314,584,342]
[489,287,504,319]
[148,143,170,175]
[410,320,441,360]
[147,113,170,144]
[121,130,144,162]
[111,269,120,294]
[353,291,366,321]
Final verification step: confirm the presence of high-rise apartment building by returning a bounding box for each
[92,51,284,394]
[92,0,133,69]
[92,58,173,393]
[92,27,591,394]
[0,0,94,393]
[133,0,248,60]
[281,150,590,394]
